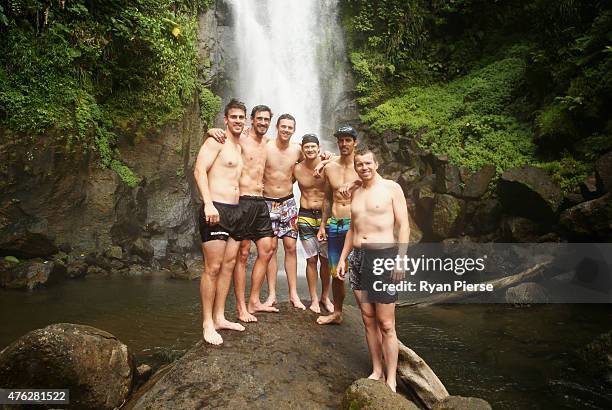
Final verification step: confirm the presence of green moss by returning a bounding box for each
[363,52,534,174]
[4,256,20,264]
[111,160,141,188]
[534,102,576,144]
[199,86,221,127]
[537,155,591,194]
[176,163,185,178]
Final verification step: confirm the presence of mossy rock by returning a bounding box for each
[343,378,419,410]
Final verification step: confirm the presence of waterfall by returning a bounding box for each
[220,0,358,278]
[224,0,354,151]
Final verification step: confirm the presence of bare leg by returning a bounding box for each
[305,255,320,313]
[317,277,345,325]
[283,236,305,309]
[264,236,279,307]
[213,238,244,332]
[376,302,399,392]
[200,241,226,345]
[319,256,333,312]
[248,236,278,313]
[357,293,384,380]
[234,240,257,323]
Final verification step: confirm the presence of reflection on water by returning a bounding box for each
[1,275,610,409]
[397,304,612,409]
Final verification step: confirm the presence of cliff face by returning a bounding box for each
[0,5,225,279]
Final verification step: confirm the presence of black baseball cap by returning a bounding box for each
[334,125,358,139]
[301,134,320,145]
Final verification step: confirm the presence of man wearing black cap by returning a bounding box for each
[316,125,360,325]
[294,134,334,314]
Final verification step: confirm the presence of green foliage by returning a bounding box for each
[0,0,216,185]
[342,0,612,193]
[363,54,534,173]
[4,256,20,264]
[176,163,185,178]
[537,155,591,194]
[198,86,221,127]
[534,102,577,147]
[111,160,142,188]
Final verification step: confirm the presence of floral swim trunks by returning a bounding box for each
[265,194,299,239]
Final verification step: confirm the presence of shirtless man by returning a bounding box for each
[336,146,410,392]
[262,114,306,310]
[293,134,334,314]
[316,125,361,325]
[207,105,278,323]
[193,98,247,345]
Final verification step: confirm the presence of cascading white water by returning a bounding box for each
[225,0,349,151]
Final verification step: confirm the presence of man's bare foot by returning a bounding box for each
[214,318,245,332]
[309,300,321,314]
[316,312,343,325]
[290,297,306,310]
[203,326,223,345]
[248,301,280,313]
[237,310,258,323]
[368,371,385,381]
[263,296,277,307]
[321,298,334,313]
[386,381,397,392]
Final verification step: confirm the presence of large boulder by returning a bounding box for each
[0,323,134,409]
[343,378,419,410]
[560,193,612,241]
[595,151,612,193]
[501,216,547,242]
[0,227,57,258]
[463,199,503,236]
[435,164,463,196]
[126,304,370,409]
[497,165,562,223]
[0,201,57,258]
[397,168,421,196]
[432,396,492,410]
[580,173,600,200]
[0,259,66,290]
[505,282,550,304]
[462,165,496,199]
[130,237,155,263]
[432,195,464,239]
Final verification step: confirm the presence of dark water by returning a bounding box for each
[1,274,610,409]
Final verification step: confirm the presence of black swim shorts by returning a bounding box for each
[198,202,242,242]
[236,195,274,241]
[349,246,399,304]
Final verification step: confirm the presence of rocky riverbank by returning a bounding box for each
[364,129,611,243]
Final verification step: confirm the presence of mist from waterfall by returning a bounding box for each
[225,0,350,151]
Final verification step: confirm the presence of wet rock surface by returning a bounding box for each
[595,151,612,193]
[0,259,66,290]
[343,378,419,409]
[127,304,370,409]
[505,282,550,304]
[0,323,134,409]
[462,165,495,199]
[432,395,492,410]
[560,193,612,241]
[498,165,562,223]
